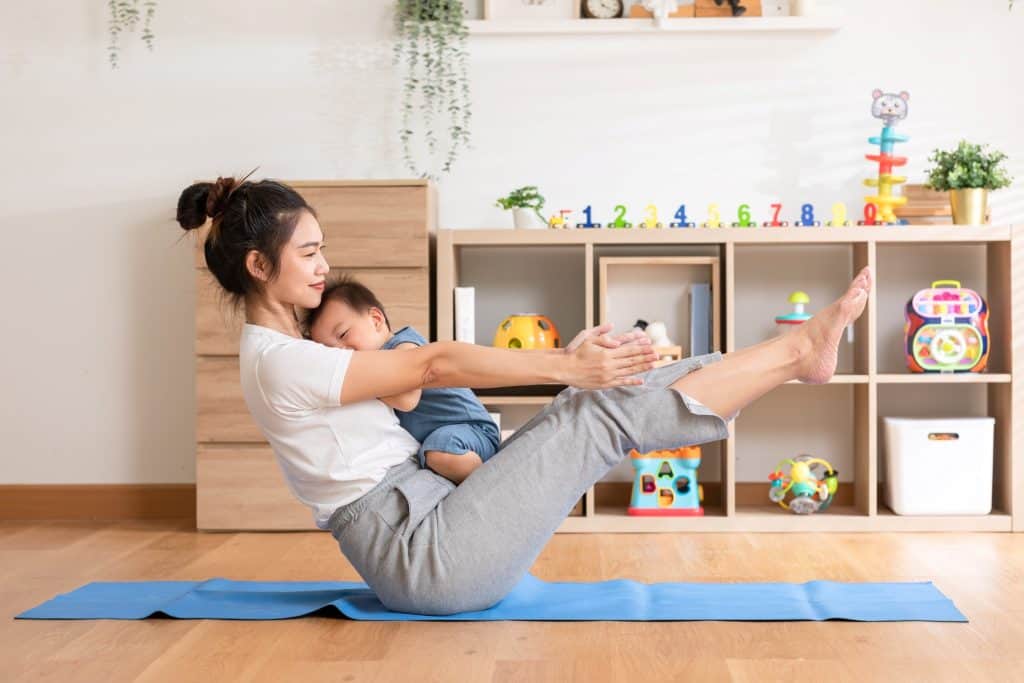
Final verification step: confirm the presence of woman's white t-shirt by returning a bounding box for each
[239,323,420,529]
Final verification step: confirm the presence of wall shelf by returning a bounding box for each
[466,16,841,35]
[784,375,869,384]
[445,225,1011,245]
[436,226,1021,533]
[876,373,1013,384]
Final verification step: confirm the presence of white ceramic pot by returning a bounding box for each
[791,0,815,16]
[513,207,544,229]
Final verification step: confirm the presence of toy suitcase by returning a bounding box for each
[904,280,989,373]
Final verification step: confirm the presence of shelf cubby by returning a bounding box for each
[435,226,1021,533]
[733,243,868,375]
[734,383,871,519]
[455,244,586,348]
[876,382,1012,526]
[591,436,728,522]
[875,241,1010,375]
[598,254,721,360]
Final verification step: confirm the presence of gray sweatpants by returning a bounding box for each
[327,352,731,615]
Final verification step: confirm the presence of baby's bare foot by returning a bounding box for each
[794,267,872,384]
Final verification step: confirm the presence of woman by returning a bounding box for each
[177,176,871,616]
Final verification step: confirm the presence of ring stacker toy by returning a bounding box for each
[776,291,854,344]
[774,291,812,336]
[862,88,911,225]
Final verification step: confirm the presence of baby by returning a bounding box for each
[305,274,500,484]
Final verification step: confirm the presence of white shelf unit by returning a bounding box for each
[436,226,1021,533]
[466,16,841,35]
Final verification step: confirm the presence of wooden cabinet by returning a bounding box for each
[194,180,435,530]
[196,445,312,530]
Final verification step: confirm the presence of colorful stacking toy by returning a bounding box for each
[774,291,813,335]
[864,89,911,224]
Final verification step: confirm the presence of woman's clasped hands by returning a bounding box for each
[561,322,660,390]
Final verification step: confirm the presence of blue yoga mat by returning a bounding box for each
[16,574,965,622]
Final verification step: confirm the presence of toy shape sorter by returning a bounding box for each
[628,446,704,516]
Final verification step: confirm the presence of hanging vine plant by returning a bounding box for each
[393,0,472,178]
[107,0,158,69]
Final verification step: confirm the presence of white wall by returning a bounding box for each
[2,0,1022,483]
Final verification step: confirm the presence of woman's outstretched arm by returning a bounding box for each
[339,335,657,406]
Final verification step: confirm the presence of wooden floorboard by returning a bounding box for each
[3,521,1023,682]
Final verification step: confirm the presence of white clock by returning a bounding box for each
[582,0,624,19]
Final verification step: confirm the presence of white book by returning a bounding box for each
[488,411,501,431]
[454,286,475,343]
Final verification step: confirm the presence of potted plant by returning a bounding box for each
[394,0,472,178]
[107,0,158,69]
[924,140,1012,225]
[496,186,547,229]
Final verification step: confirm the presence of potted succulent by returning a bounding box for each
[924,140,1012,225]
[496,186,547,229]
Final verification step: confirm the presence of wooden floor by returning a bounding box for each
[3,520,1024,682]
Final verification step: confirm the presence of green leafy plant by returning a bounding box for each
[107,0,157,69]
[495,186,546,222]
[924,140,1013,192]
[393,0,472,178]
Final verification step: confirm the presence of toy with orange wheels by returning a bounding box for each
[768,454,839,514]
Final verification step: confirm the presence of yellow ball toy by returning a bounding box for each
[493,314,560,350]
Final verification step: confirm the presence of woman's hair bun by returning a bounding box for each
[206,176,239,219]
[175,176,239,231]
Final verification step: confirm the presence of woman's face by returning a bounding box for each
[258,210,330,311]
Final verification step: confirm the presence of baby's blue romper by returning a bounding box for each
[381,327,501,468]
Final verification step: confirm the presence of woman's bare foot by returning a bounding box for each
[793,266,872,384]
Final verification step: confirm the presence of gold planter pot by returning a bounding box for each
[949,188,989,225]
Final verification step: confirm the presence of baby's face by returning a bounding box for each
[310,299,389,351]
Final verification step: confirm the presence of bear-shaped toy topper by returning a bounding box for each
[871,89,910,127]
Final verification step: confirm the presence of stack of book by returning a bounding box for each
[894,184,961,224]
[690,282,712,357]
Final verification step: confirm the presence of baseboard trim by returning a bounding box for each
[0,484,196,521]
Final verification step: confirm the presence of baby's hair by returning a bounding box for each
[303,274,391,337]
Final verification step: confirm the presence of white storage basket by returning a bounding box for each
[882,417,994,515]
